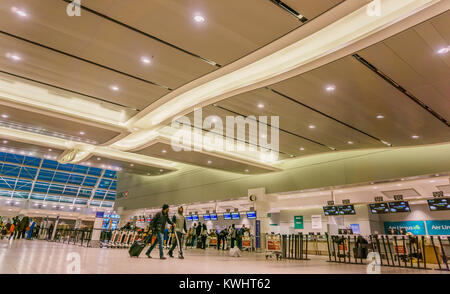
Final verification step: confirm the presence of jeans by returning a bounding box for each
[146,232,164,258]
[169,231,183,256]
[192,235,198,247]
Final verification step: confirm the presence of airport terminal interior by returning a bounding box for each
[0,0,449,275]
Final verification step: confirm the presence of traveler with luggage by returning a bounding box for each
[168,206,187,259]
[145,204,174,260]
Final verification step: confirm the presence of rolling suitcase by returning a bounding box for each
[129,240,146,257]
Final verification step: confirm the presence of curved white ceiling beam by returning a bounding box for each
[111,0,441,152]
[0,125,177,170]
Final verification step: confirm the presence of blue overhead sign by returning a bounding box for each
[425,220,450,235]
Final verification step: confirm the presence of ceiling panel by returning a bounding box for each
[270,56,450,147]
[357,11,450,122]
[179,105,330,158]
[136,142,276,174]
[82,0,302,66]
[216,88,383,151]
[0,104,123,145]
[0,34,170,111]
[0,0,216,91]
[83,155,174,176]
[283,0,344,20]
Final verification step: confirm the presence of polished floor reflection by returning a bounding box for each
[0,240,447,274]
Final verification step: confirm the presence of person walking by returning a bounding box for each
[201,223,207,250]
[195,222,202,248]
[168,206,187,259]
[145,204,173,260]
[26,218,36,240]
[191,223,197,248]
[229,224,237,249]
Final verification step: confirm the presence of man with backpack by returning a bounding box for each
[145,204,174,260]
[168,206,187,259]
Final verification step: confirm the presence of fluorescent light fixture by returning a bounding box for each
[11,7,28,17]
[141,56,151,64]
[194,15,205,22]
[437,46,449,54]
[5,53,21,61]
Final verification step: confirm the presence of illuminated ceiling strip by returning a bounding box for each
[0,75,129,127]
[114,0,438,150]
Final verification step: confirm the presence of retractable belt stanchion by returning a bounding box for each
[437,236,449,271]
[430,236,442,271]
[402,236,408,268]
[421,236,427,270]
[393,235,400,267]
[408,235,414,268]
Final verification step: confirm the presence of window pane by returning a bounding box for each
[32,182,49,193]
[23,156,41,167]
[98,178,112,189]
[87,167,102,176]
[19,167,37,179]
[5,153,24,164]
[41,159,58,169]
[62,186,79,196]
[53,172,70,184]
[37,170,55,182]
[72,165,88,174]
[82,176,98,187]
[57,163,73,172]
[67,174,84,185]
[48,184,64,195]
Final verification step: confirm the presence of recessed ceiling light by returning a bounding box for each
[257,103,264,109]
[194,15,205,23]
[207,160,212,164]
[396,184,402,186]
[141,56,151,64]
[97,157,101,160]
[376,115,384,119]
[11,7,28,17]
[5,53,21,61]
[162,150,167,153]
[2,140,7,144]
[1,114,9,118]
[260,134,267,139]
[347,141,354,145]
[299,147,305,151]
[130,164,134,167]
[79,131,85,135]
[245,169,249,173]
[308,125,315,129]
[429,180,435,183]
[373,187,378,189]
[412,135,419,139]
[159,169,163,172]
[48,148,52,151]
[437,46,449,54]
[110,85,119,91]
[325,85,336,92]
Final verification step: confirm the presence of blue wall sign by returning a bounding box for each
[384,221,426,235]
[425,220,450,235]
[95,211,105,218]
[350,224,360,234]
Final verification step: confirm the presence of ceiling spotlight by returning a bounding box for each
[396,184,402,187]
[11,7,28,17]
[308,125,316,129]
[207,160,212,164]
[1,114,9,118]
[159,169,163,172]
[412,135,419,139]
[79,131,85,135]
[110,85,119,91]
[437,46,449,54]
[97,157,101,160]
[48,148,52,151]
[429,180,436,183]
[2,140,7,144]
[130,164,134,167]
[141,56,151,64]
[376,115,384,119]
[194,15,205,23]
[325,85,336,92]
[245,169,249,173]
[257,103,264,109]
[162,150,167,153]
[299,147,305,151]
[347,141,354,145]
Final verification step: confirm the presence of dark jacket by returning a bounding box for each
[150,211,173,233]
[195,224,202,236]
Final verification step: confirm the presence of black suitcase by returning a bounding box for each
[129,241,146,257]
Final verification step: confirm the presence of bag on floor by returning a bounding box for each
[129,241,146,258]
[229,246,241,257]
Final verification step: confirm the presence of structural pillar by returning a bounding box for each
[248,187,269,252]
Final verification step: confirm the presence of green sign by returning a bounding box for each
[294,216,304,229]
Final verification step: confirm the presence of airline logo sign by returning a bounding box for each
[426,220,450,236]
[384,221,426,235]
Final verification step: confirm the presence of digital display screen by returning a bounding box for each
[246,211,257,219]
[210,214,218,221]
[323,206,339,216]
[223,213,231,220]
[192,215,199,221]
[338,205,355,215]
[388,201,411,213]
[369,203,389,214]
[231,212,240,220]
[147,218,152,222]
[203,214,210,221]
[186,215,193,221]
[427,198,450,211]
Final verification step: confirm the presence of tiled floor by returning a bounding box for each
[0,239,448,274]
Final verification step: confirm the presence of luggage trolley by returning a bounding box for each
[265,234,282,260]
